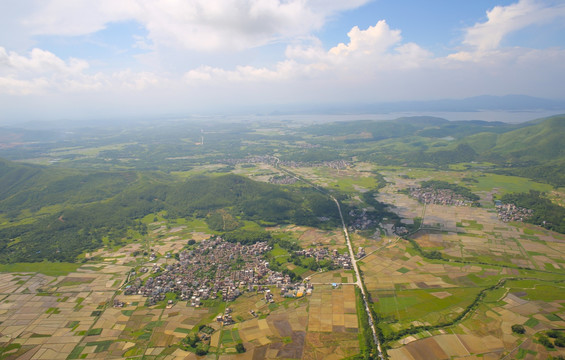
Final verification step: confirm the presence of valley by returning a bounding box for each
[1,115,565,359]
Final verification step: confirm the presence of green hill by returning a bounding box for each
[0,159,141,219]
[0,165,340,263]
[0,159,46,202]
[303,116,515,142]
[484,115,565,162]
[166,174,339,226]
[385,115,565,185]
[303,116,449,141]
[479,115,565,186]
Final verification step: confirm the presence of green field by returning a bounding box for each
[309,167,381,193]
[220,328,241,345]
[400,169,554,196]
[0,261,82,276]
[470,174,553,195]
[375,287,484,325]
[507,280,565,302]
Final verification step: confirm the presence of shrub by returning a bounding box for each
[511,324,526,334]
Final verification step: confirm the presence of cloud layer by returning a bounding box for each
[23,0,371,52]
[0,0,564,119]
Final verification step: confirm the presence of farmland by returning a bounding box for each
[358,171,565,359]
[2,116,565,359]
[0,215,363,359]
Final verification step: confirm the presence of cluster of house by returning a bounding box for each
[269,175,297,185]
[216,307,234,325]
[294,247,352,269]
[223,155,277,166]
[409,187,474,206]
[280,283,313,298]
[348,208,376,230]
[298,143,320,149]
[124,237,301,306]
[393,225,409,236]
[495,201,533,222]
[279,159,350,170]
[222,155,350,170]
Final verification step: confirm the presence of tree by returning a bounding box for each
[538,334,554,349]
[195,347,208,356]
[511,324,525,334]
[236,342,245,353]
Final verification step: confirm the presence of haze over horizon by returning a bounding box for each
[1,0,565,121]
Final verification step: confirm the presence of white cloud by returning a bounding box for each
[2,0,565,117]
[0,47,88,74]
[184,60,303,83]
[0,47,95,94]
[183,20,431,83]
[0,47,162,95]
[0,77,49,96]
[462,0,565,52]
[112,69,161,90]
[329,21,401,57]
[22,0,373,52]
[23,0,139,36]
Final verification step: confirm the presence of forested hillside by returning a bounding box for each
[1,114,565,263]
[482,115,565,186]
[335,115,565,186]
[0,161,340,263]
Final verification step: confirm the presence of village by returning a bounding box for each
[124,237,314,307]
[495,201,533,222]
[294,247,354,269]
[348,208,377,231]
[268,174,298,185]
[223,154,350,170]
[409,186,475,206]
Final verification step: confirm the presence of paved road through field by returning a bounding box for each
[332,196,384,360]
[273,158,384,359]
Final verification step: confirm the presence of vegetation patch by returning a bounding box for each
[501,190,565,234]
[85,340,113,353]
[67,345,85,359]
[0,261,81,276]
[86,328,103,336]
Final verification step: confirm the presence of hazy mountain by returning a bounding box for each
[271,95,565,115]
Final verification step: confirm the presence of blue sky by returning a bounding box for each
[0,0,564,121]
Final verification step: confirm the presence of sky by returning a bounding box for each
[1,0,565,121]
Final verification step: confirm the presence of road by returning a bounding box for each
[332,196,384,360]
[273,158,385,359]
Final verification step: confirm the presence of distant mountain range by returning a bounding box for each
[302,113,565,186]
[269,95,565,115]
